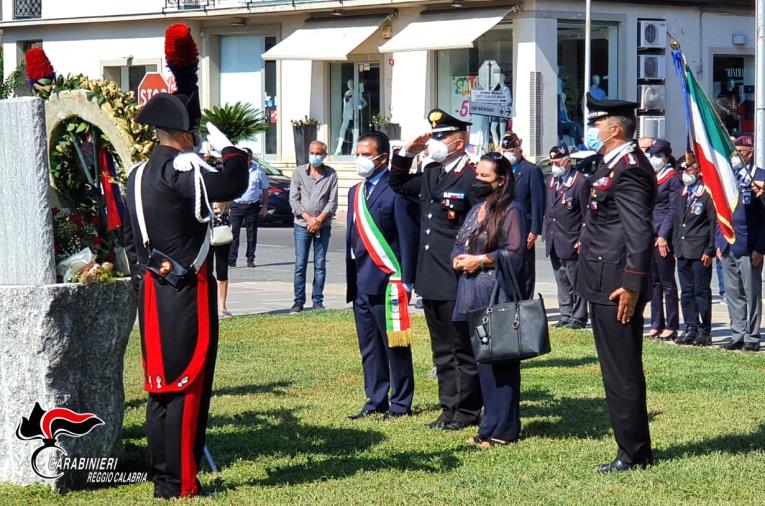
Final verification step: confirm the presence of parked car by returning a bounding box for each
[255,159,293,226]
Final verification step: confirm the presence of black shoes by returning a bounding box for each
[428,413,452,429]
[566,321,586,330]
[598,459,652,474]
[383,410,412,420]
[246,260,256,268]
[744,342,761,352]
[227,262,236,268]
[347,409,385,421]
[720,340,744,351]
[553,320,569,328]
[313,302,326,310]
[660,330,678,341]
[289,304,304,313]
[674,330,697,345]
[443,419,480,431]
[693,333,712,346]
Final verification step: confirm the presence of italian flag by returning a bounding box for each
[678,52,739,243]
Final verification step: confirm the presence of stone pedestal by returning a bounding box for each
[0,280,136,490]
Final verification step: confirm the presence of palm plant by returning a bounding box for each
[200,101,269,144]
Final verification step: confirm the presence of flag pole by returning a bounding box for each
[583,0,592,128]
[756,0,765,173]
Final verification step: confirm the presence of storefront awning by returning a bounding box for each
[379,7,511,53]
[263,16,387,61]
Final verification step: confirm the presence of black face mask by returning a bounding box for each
[470,180,494,201]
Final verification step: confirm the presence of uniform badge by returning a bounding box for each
[159,260,173,276]
[448,209,457,221]
[565,198,573,210]
[692,202,703,215]
[592,176,612,190]
[742,187,752,205]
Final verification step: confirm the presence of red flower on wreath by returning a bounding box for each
[52,207,60,217]
[25,48,55,82]
[106,251,116,262]
[69,215,83,226]
[92,236,104,247]
[90,215,102,227]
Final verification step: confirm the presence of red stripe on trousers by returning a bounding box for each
[180,264,210,497]
[143,271,165,389]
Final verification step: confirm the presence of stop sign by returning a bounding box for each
[137,73,169,106]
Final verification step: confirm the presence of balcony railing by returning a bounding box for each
[163,0,327,11]
[14,0,42,19]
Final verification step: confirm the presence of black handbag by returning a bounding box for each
[146,248,192,290]
[467,250,551,363]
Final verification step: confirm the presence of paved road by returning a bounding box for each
[224,221,737,344]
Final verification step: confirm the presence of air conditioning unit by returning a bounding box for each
[639,20,667,49]
[638,84,665,110]
[639,116,665,139]
[638,55,666,80]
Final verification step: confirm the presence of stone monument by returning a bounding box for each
[0,97,137,491]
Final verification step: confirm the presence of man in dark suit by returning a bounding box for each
[672,153,716,346]
[544,144,587,329]
[499,132,546,298]
[389,109,482,430]
[717,135,764,351]
[346,131,420,420]
[577,93,656,473]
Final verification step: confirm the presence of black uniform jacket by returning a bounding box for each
[124,145,248,393]
[672,182,716,260]
[544,169,586,260]
[389,151,476,301]
[576,142,657,305]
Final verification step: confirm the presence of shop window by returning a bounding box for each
[102,63,159,97]
[556,21,618,147]
[264,36,278,155]
[330,62,381,156]
[713,55,754,137]
[435,22,513,156]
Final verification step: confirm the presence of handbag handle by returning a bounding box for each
[488,249,524,305]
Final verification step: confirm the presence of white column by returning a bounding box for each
[390,50,430,141]
[279,59,315,164]
[513,15,559,159]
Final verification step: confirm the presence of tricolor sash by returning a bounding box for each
[353,182,412,347]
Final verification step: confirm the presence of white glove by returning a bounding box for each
[205,122,233,152]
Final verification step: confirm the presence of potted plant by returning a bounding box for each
[200,101,269,145]
[291,115,320,166]
[371,114,401,141]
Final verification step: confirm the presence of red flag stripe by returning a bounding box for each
[694,141,735,242]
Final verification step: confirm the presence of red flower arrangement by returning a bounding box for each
[165,24,198,68]
[25,47,55,83]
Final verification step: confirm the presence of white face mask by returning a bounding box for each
[355,153,384,178]
[649,155,666,171]
[503,152,519,165]
[427,139,457,163]
[551,164,567,178]
[682,173,697,187]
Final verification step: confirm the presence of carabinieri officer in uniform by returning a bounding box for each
[123,24,249,499]
[577,93,656,473]
[389,109,482,431]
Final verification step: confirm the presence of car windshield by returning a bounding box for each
[255,159,283,176]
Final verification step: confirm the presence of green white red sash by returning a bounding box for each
[353,182,412,347]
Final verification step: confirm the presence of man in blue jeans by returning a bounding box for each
[288,141,339,312]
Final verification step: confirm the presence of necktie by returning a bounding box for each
[365,180,373,198]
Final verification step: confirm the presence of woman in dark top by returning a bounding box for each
[452,152,528,447]
[212,201,233,318]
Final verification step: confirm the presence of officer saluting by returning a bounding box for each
[389,109,482,430]
[123,24,249,499]
[577,93,656,472]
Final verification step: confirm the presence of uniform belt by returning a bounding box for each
[235,200,261,205]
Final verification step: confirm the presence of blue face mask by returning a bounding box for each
[585,126,604,153]
[309,154,325,167]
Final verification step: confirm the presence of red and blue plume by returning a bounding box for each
[25,47,55,86]
[165,23,199,95]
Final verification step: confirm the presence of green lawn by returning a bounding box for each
[3,310,765,504]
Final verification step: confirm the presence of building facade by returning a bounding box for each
[0,0,755,209]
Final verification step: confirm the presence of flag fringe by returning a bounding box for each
[387,329,411,348]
